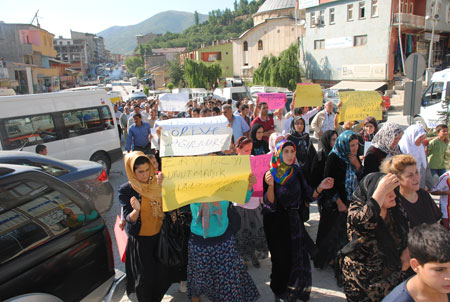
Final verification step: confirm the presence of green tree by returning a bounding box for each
[167,83,174,92]
[125,57,143,74]
[253,43,302,91]
[168,60,185,87]
[184,59,222,89]
[135,66,145,79]
[194,10,199,26]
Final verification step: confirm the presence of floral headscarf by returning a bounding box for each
[370,122,404,157]
[270,140,296,185]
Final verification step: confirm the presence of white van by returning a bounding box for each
[0,90,122,173]
[416,68,450,129]
[213,86,251,103]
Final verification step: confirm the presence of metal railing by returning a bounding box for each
[393,13,425,28]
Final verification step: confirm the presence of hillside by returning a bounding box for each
[98,10,208,54]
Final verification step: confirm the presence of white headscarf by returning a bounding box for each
[398,124,427,169]
[268,132,285,154]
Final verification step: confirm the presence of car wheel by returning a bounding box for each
[90,152,111,175]
[413,116,428,131]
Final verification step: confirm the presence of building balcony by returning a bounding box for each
[393,13,425,29]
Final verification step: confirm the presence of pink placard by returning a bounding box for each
[257,93,286,111]
[114,215,128,263]
[250,153,272,197]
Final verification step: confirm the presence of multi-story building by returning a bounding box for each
[136,32,160,47]
[303,0,450,84]
[179,41,234,77]
[53,36,87,75]
[0,22,60,94]
[232,0,305,79]
[152,47,187,62]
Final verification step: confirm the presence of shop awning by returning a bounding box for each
[330,81,388,91]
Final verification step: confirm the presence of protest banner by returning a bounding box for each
[157,115,233,157]
[114,216,127,263]
[338,91,382,123]
[162,155,251,211]
[150,128,159,150]
[250,153,272,197]
[364,141,372,156]
[294,83,323,107]
[159,93,189,112]
[257,93,286,110]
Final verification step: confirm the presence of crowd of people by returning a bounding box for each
[114,92,450,302]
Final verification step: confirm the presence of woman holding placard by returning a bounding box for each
[233,136,269,268]
[118,152,172,302]
[287,117,316,179]
[185,170,260,302]
[263,140,334,302]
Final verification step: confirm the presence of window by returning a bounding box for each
[62,108,102,137]
[314,40,325,49]
[23,55,33,65]
[409,2,414,14]
[100,106,115,130]
[310,11,316,27]
[348,4,354,21]
[1,114,58,150]
[0,179,86,264]
[319,10,325,25]
[423,82,444,106]
[371,0,379,17]
[359,1,366,19]
[258,40,263,50]
[330,8,335,24]
[354,35,368,46]
[243,41,248,51]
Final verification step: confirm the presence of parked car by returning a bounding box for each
[0,151,113,214]
[0,164,126,302]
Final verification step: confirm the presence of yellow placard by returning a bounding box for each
[162,155,251,211]
[338,91,382,123]
[294,84,323,107]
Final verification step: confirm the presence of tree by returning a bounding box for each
[168,60,185,87]
[194,10,199,26]
[253,43,303,91]
[167,83,174,92]
[184,59,222,89]
[135,67,145,79]
[234,0,238,12]
[125,57,143,74]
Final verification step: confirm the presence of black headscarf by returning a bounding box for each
[318,130,337,161]
[250,123,269,155]
[352,172,409,271]
[288,117,310,164]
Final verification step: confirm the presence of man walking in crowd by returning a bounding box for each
[120,106,130,144]
[148,108,158,128]
[114,104,122,141]
[126,113,152,154]
[222,104,250,141]
[128,105,141,128]
[311,101,335,140]
[251,102,274,142]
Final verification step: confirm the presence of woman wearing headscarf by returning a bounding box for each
[316,130,363,271]
[310,130,338,189]
[118,152,172,302]
[233,136,268,268]
[269,132,285,154]
[398,124,435,189]
[364,122,404,176]
[359,116,378,142]
[341,172,410,302]
[250,123,269,155]
[187,171,260,302]
[287,116,317,178]
[263,140,334,302]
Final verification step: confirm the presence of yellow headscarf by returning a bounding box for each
[124,151,164,236]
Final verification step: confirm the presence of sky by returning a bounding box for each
[0,0,237,37]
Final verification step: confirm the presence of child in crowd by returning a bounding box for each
[383,223,450,302]
[427,124,449,177]
[431,171,450,230]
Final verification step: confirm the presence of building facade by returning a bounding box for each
[232,0,305,79]
[303,0,450,83]
[136,32,160,47]
[179,41,234,77]
[0,22,60,94]
[53,36,87,75]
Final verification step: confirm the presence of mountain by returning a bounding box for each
[98,10,208,55]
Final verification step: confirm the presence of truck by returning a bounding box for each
[130,77,138,86]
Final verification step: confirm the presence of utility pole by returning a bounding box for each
[426,0,439,85]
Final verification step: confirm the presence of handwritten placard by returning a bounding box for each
[159,93,189,112]
[364,141,372,156]
[294,83,323,107]
[162,155,251,211]
[157,115,233,157]
[338,91,382,123]
[257,93,286,110]
[250,153,272,197]
[150,128,159,150]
